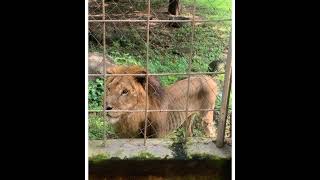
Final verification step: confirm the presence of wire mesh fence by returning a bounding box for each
[88,0,232,147]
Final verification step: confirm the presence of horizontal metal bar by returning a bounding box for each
[89,19,231,23]
[88,74,105,77]
[89,14,104,17]
[88,72,225,77]
[88,108,216,113]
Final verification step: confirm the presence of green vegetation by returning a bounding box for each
[184,0,231,20]
[130,152,162,160]
[88,78,104,110]
[89,154,110,163]
[89,115,118,139]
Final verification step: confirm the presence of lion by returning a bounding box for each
[105,65,218,138]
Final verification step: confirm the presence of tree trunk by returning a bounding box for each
[168,0,180,15]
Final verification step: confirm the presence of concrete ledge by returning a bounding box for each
[89,138,231,161]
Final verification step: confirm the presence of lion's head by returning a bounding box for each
[105,65,164,125]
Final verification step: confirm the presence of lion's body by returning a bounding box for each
[105,66,218,138]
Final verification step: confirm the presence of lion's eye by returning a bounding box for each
[121,89,129,95]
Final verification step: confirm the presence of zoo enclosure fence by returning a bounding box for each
[88,0,232,147]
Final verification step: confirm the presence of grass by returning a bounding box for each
[88,0,232,140]
[184,0,231,20]
[89,115,118,140]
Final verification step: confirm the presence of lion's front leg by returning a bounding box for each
[201,111,217,138]
[185,115,194,137]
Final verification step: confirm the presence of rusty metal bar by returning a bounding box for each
[89,108,217,113]
[88,71,225,77]
[89,14,104,17]
[88,19,231,23]
[144,0,151,146]
[102,0,107,146]
[216,33,232,148]
[88,74,105,77]
[184,0,196,140]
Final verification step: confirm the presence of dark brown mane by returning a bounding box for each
[146,75,165,99]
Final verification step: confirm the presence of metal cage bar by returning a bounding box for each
[88,71,225,77]
[88,19,231,23]
[184,0,196,140]
[102,0,107,146]
[216,33,232,147]
[143,0,151,146]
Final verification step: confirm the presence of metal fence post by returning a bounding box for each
[143,0,151,146]
[216,32,232,148]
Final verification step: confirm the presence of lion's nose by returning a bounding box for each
[106,106,113,110]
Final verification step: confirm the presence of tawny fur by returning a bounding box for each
[105,65,218,138]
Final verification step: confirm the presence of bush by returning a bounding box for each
[89,78,104,110]
[89,115,118,140]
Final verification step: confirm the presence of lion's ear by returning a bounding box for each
[135,70,147,86]
[106,67,115,74]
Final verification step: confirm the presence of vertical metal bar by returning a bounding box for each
[144,0,151,146]
[102,0,107,146]
[216,33,232,148]
[225,73,232,137]
[185,0,196,140]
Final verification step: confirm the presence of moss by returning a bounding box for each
[187,153,222,160]
[89,151,163,161]
[187,153,229,168]
[108,157,122,160]
[128,152,161,160]
[89,153,110,163]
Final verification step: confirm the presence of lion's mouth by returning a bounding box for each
[106,114,120,123]
[106,114,119,118]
